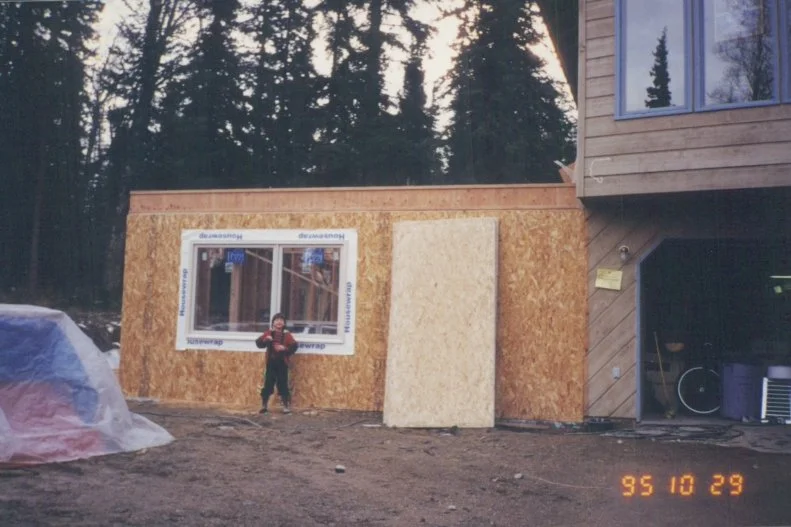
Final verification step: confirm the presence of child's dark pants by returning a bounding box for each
[261,359,290,404]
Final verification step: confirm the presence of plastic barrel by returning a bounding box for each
[720,363,763,421]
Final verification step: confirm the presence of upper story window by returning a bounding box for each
[616,0,789,119]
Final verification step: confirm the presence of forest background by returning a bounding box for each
[0,0,577,307]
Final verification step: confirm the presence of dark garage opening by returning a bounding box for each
[640,238,791,422]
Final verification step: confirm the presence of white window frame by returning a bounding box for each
[176,229,358,355]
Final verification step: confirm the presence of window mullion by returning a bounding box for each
[782,0,790,101]
[271,244,283,326]
[187,244,199,333]
[337,244,347,335]
[688,0,698,111]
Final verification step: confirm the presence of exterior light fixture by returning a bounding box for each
[618,245,631,263]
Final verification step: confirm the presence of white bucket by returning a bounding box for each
[767,365,791,379]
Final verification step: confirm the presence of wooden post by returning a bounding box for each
[195,254,211,329]
[229,263,242,325]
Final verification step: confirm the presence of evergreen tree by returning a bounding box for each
[444,0,575,184]
[355,0,431,185]
[158,0,249,189]
[0,4,29,294]
[311,0,366,187]
[313,0,434,186]
[0,2,101,300]
[100,0,194,297]
[246,0,319,187]
[393,41,439,184]
[645,27,672,108]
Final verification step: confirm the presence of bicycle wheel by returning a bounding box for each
[677,367,721,415]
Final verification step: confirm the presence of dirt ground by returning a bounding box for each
[2,402,791,527]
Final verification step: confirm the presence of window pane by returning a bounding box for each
[701,0,776,105]
[622,0,688,113]
[193,247,273,332]
[281,247,341,335]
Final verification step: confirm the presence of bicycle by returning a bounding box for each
[676,342,721,415]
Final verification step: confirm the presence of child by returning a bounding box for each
[255,313,298,414]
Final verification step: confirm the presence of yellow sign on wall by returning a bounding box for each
[595,268,623,291]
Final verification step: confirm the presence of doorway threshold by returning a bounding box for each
[639,413,738,427]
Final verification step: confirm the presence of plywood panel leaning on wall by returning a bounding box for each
[383,217,498,428]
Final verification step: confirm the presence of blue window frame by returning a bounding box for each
[784,0,791,101]
[615,0,788,119]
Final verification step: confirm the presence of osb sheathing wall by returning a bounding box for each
[120,185,587,421]
[384,218,498,428]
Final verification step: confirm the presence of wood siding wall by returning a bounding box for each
[121,185,589,422]
[577,0,791,198]
[586,190,791,418]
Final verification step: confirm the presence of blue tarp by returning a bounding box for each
[0,304,173,465]
[0,316,98,423]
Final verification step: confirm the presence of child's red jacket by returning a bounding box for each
[255,329,298,365]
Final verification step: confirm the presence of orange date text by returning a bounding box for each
[621,474,744,497]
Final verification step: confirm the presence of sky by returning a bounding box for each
[94,0,575,125]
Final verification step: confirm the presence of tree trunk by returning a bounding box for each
[364,0,383,119]
[104,0,180,298]
[28,137,46,297]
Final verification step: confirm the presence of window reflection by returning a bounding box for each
[787,0,790,100]
[193,247,274,332]
[622,0,688,113]
[702,0,776,105]
[190,245,343,336]
[280,247,341,335]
